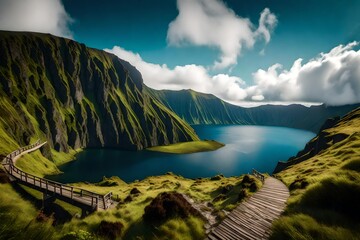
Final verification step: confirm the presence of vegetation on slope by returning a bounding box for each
[0,170,57,239]
[0,30,205,240]
[0,161,261,240]
[147,88,360,133]
[272,107,360,239]
[0,31,198,166]
[147,140,225,154]
[63,173,261,239]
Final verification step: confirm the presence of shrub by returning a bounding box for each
[143,192,200,224]
[241,174,255,187]
[289,178,309,191]
[238,189,247,201]
[124,195,132,203]
[61,230,95,240]
[213,194,227,202]
[210,174,224,180]
[97,220,124,239]
[249,182,258,192]
[35,211,52,223]
[0,170,10,184]
[130,187,141,195]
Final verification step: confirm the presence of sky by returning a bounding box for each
[0,0,360,106]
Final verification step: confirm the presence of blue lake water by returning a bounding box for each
[48,125,315,183]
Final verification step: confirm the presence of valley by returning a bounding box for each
[0,30,359,240]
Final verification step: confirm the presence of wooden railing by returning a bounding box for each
[252,169,265,182]
[1,141,113,210]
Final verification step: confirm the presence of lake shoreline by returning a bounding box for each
[47,125,315,184]
[146,140,225,154]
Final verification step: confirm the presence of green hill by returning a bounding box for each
[0,31,198,165]
[272,107,360,239]
[147,88,360,133]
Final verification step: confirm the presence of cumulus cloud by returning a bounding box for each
[0,0,73,38]
[249,42,360,106]
[105,46,247,103]
[167,0,277,69]
[107,42,360,107]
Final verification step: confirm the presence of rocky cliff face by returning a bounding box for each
[147,88,360,133]
[0,31,198,158]
[273,107,360,173]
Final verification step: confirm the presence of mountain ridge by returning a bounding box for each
[147,88,360,133]
[0,31,198,160]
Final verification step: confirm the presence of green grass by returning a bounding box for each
[15,149,61,177]
[60,173,261,239]
[147,140,225,154]
[0,182,57,240]
[272,108,360,239]
[1,143,261,240]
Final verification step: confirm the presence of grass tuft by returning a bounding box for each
[147,140,224,154]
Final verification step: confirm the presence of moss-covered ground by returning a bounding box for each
[0,145,261,240]
[147,140,225,154]
[271,108,360,240]
[62,173,261,239]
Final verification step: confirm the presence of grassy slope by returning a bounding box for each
[0,31,201,239]
[147,88,360,133]
[0,178,57,239]
[272,108,360,239]
[0,30,198,160]
[147,140,225,154]
[0,164,261,240]
[63,174,261,239]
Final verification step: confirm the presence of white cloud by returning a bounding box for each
[0,0,73,38]
[249,42,360,106]
[167,0,277,69]
[255,8,278,43]
[107,42,360,107]
[105,46,247,103]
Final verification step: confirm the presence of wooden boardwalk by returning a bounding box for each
[206,176,289,240]
[1,141,114,215]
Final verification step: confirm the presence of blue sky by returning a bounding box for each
[62,0,360,81]
[1,0,360,106]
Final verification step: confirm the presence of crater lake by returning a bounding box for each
[48,125,315,183]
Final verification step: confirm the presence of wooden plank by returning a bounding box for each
[231,210,270,229]
[246,197,285,213]
[207,177,289,240]
[221,219,259,240]
[254,193,289,203]
[2,143,112,211]
[241,201,282,217]
[257,189,289,196]
[213,226,235,240]
[227,214,267,236]
[217,223,253,240]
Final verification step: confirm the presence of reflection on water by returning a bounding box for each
[48,125,315,183]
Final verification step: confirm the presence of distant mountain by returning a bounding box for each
[147,88,360,133]
[0,31,198,158]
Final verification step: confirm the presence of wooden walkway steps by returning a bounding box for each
[206,176,289,240]
[1,141,114,216]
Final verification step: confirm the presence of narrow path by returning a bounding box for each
[2,141,114,212]
[206,177,289,240]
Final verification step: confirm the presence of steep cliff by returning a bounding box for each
[147,88,360,133]
[271,109,360,239]
[273,107,360,173]
[0,31,198,159]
